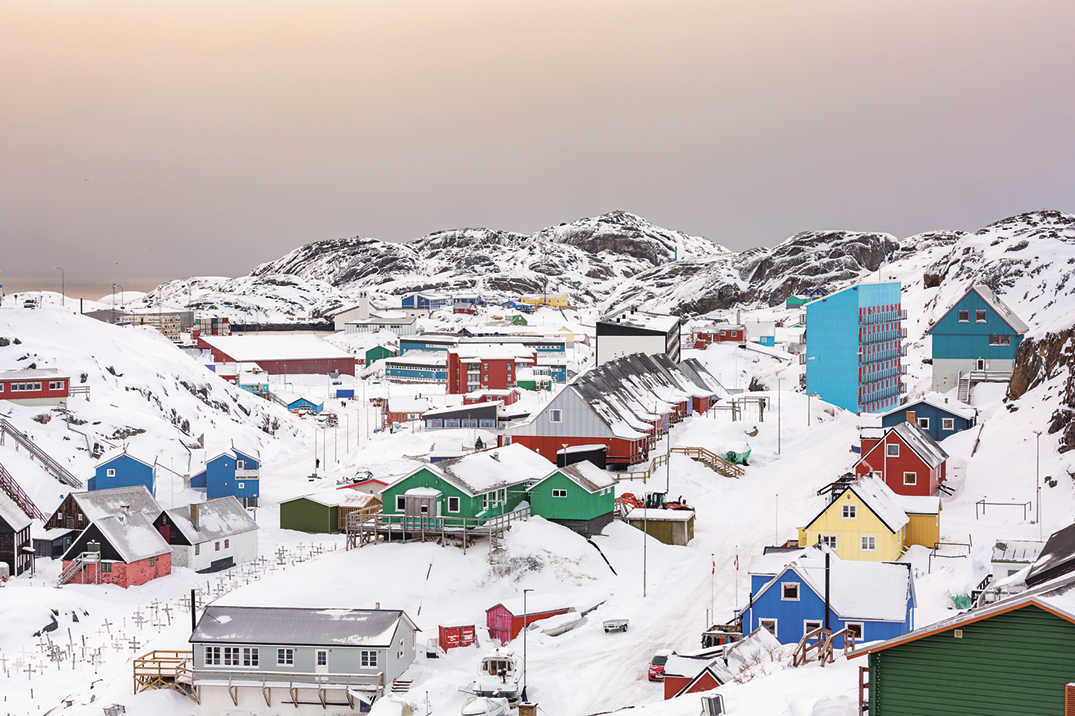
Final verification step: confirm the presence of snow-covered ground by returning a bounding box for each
[0,277,1071,716]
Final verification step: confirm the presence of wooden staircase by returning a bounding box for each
[0,417,83,488]
[58,551,101,586]
[391,679,412,694]
[792,626,858,668]
[957,370,1010,404]
[0,459,46,520]
[623,446,744,482]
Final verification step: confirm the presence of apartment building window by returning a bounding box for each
[887,444,899,457]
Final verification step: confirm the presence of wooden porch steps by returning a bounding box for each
[391,679,412,693]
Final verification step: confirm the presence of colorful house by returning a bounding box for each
[194,442,261,506]
[379,444,554,527]
[803,281,905,414]
[422,402,498,430]
[879,393,977,443]
[155,497,259,573]
[59,510,172,587]
[662,656,732,700]
[0,368,70,406]
[486,593,571,644]
[0,492,32,577]
[286,396,323,415]
[798,476,910,561]
[365,345,398,366]
[526,461,618,537]
[519,294,570,308]
[851,571,1075,715]
[446,344,535,394]
[692,324,746,348]
[741,546,915,647]
[927,283,1029,392]
[854,422,949,497]
[384,351,447,383]
[402,292,450,311]
[88,446,156,495]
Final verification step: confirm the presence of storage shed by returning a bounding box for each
[438,619,478,650]
[626,509,695,546]
[486,593,571,644]
[279,491,344,534]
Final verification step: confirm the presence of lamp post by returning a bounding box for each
[777,377,782,455]
[1034,430,1042,540]
[522,588,533,702]
[806,356,817,426]
[54,267,64,307]
[115,284,124,309]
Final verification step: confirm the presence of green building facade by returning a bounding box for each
[526,463,617,536]
[279,495,339,534]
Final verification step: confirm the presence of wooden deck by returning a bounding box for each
[619,446,745,482]
[346,506,531,555]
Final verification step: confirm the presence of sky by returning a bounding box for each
[2,0,1074,281]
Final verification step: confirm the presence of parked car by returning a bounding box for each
[648,649,673,681]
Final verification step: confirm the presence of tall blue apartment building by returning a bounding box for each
[803,282,906,414]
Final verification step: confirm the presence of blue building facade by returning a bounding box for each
[89,451,155,495]
[741,557,915,647]
[926,284,1029,392]
[206,448,260,505]
[804,282,905,414]
[880,395,976,443]
[398,334,568,382]
[401,293,450,310]
[287,397,323,415]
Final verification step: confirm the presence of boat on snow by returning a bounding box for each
[471,648,521,702]
[460,696,510,716]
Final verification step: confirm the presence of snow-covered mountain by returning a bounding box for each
[141,210,1075,328]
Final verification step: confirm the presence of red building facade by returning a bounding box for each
[854,423,948,497]
[693,324,745,349]
[486,600,570,644]
[0,368,69,406]
[446,346,534,395]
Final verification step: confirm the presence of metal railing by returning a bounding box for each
[177,662,385,707]
[134,650,194,695]
[0,417,83,488]
[0,459,46,520]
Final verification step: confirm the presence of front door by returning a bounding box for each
[315,650,328,673]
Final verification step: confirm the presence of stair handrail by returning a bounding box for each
[0,417,83,488]
[0,459,47,520]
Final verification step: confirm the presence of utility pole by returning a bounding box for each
[777,377,782,455]
[522,588,533,702]
[1034,430,1042,540]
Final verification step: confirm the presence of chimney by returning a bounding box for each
[906,411,915,425]
[190,502,200,530]
[375,601,381,610]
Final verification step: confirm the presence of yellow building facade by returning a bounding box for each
[798,489,907,562]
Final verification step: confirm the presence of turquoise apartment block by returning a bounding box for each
[805,282,905,414]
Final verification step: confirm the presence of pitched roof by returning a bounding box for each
[802,475,909,534]
[529,461,618,495]
[0,491,31,532]
[489,592,569,617]
[927,284,1030,335]
[87,512,171,562]
[880,392,977,422]
[198,334,353,362]
[1026,523,1075,587]
[282,490,382,509]
[992,539,1046,564]
[190,605,414,647]
[70,486,162,523]
[164,497,258,544]
[855,422,948,471]
[94,445,156,469]
[437,444,554,496]
[849,570,1075,658]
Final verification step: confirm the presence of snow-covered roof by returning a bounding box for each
[71,486,162,523]
[625,509,695,522]
[0,492,31,532]
[421,402,497,419]
[490,592,568,617]
[663,654,720,679]
[206,440,261,463]
[971,284,1030,334]
[529,461,618,494]
[387,397,430,414]
[881,392,977,422]
[405,487,442,497]
[91,512,172,563]
[1026,522,1075,586]
[385,351,446,367]
[437,444,555,496]
[599,308,680,333]
[199,334,352,362]
[0,367,68,381]
[449,344,536,362]
[346,317,416,327]
[804,476,908,534]
[894,494,940,515]
[992,539,1045,564]
[94,445,156,469]
[283,489,381,509]
[755,547,913,622]
[190,605,414,647]
[164,497,258,544]
[748,548,810,577]
[856,422,948,471]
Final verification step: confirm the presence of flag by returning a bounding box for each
[734,551,739,571]
[711,554,715,575]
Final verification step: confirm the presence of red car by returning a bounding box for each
[648,649,674,681]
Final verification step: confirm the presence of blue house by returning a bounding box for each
[926,284,1029,392]
[88,447,156,495]
[880,392,977,443]
[287,396,323,415]
[804,281,905,414]
[401,292,450,311]
[741,546,915,647]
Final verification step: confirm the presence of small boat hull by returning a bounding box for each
[461,696,510,716]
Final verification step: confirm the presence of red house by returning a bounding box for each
[59,512,172,588]
[486,594,571,644]
[383,396,430,426]
[0,368,69,406]
[438,620,478,650]
[464,388,522,407]
[692,324,745,349]
[854,421,949,497]
[662,655,730,699]
[197,335,356,376]
[446,345,535,395]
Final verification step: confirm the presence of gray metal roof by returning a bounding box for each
[190,606,414,647]
[891,421,949,469]
[164,497,258,544]
[71,486,162,523]
[992,539,1045,564]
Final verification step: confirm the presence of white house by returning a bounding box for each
[154,497,258,573]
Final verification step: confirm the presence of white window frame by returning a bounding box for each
[861,535,877,552]
[781,582,800,601]
[759,618,777,637]
[552,489,568,498]
[360,650,378,668]
[903,471,917,485]
[205,646,221,666]
[842,504,857,520]
[242,647,259,667]
[223,646,240,666]
[821,534,838,550]
[277,648,294,666]
[236,460,244,469]
[396,495,405,511]
[549,409,562,423]
[917,417,929,429]
[106,468,116,477]
[942,418,955,430]
[886,444,899,457]
[316,650,327,667]
[844,622,864,641]
[238,482,244,490]
[804,620,823,637]
[447,496,460,513]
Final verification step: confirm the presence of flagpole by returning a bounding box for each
[734,545,739,610]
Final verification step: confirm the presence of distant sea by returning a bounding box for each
[0,275,178,301]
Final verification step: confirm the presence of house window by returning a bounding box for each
[759,619,777,637]
[101,561,112,572]
[976,310,987,322]
[886,444,899,457]
[957,310,969,322]
[549,409,562,423]
[224,647,240,666]
[942,418,955,431]
[195,544,200,556]
[205,646,221,665]
[316,651,327,666]
[236,460,244,469]
[107,469,116,477]
[917,417,929,430]
[903,472,917,485]
[396,495,406,511]
[224,539,230,549]
[821,535,838,550]
[278,648,294,665]
[361,650,378,667]
[77,513,83,522]
[447,496,460,513]
[242,647,259,667]
[215,541,221,551]
[861,535,877,551]
[842,504,856,520]
[999,335,1011,346]
[845,622,864,640]
[781,583,800,601]
[804,620,823,637]
[238,482,245,490]
[552,489,568,498]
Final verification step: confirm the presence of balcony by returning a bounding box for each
[235,469,259,479]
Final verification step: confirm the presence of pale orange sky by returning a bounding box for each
[2,0,1073,279]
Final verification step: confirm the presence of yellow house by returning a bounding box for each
[798,476,909,562]
[519,294,571,308]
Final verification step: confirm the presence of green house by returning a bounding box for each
[380,444,555,528]
[527,461,618,536]
[853,572,1075,715]
[279,491,341,533]
[365,345,398,366]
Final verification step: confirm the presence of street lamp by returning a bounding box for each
[777,377,782,455]
[522,588,533,702]
[54,267,64,307]
[1034,430,1042,540]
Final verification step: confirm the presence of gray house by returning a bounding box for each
[189,605,418,715]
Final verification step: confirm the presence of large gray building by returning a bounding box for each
[596,308,682,366]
